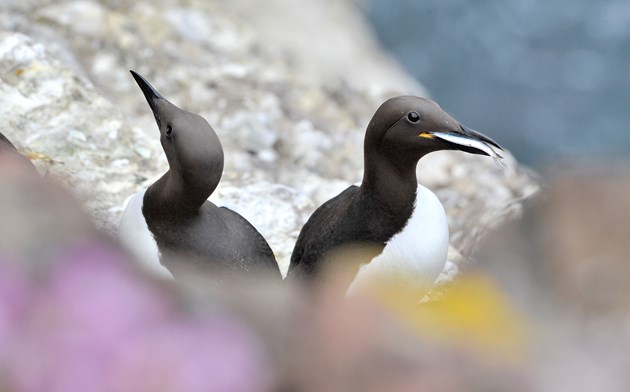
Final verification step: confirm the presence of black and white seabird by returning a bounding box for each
[287,96,503,299]
[118,71,281,281]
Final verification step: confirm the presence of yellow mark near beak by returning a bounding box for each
[419,132,435,139]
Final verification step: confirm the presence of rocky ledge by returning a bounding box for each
[0,0,537,276]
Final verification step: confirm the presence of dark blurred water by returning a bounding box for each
[365,0,630,166]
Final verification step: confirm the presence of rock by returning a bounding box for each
[0,32,154,233]
[0,0,538,285]
[36,1,110,38]
[225,0,426,94]
[210,177,315,275]
[478,166,630,325]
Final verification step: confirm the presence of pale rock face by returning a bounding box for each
[0,32,151,232]
[0,0,537,289]
[210,180,314,276]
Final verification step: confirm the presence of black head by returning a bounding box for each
[365,96,503,166]
[130,71,224,188]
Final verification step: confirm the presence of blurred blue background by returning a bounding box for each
[365,0,630,167]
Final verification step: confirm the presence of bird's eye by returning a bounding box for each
[165,125,173,139]
[407,112,420,123]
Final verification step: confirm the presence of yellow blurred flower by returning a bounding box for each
[369,273,529,360]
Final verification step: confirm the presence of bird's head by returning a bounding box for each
[365,96,503,165]
[130,70,224,186]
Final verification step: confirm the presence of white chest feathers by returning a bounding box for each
[117,188,174,280]
[347,184,449,302]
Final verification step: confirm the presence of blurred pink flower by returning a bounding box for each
[0,257,32,366]
[109,318,270,392]
[5,243,269,392]
[7,244,173,392]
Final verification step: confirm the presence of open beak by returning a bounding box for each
[130,70,164,127]
[420,124,504,158]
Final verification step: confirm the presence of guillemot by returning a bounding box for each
[287,96,503,300]
[118,71,281,281]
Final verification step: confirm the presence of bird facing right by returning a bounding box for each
[287,96,504,300]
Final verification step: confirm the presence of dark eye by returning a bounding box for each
[165,125,173,139]
[407,112,420,123]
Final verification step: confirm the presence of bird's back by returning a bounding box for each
[288,185,359,279]
[151,200,281,280]
[120,188,281,281]
[217,205,280,275]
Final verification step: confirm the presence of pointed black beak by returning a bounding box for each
[458,124,503,151]
[421,124,504,158]
[130,70,165,126]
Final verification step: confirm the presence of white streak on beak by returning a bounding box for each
[431,132,506,166]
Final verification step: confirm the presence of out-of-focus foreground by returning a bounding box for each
[0,0,628,390]
[2,142,630,391]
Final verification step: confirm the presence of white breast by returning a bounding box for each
[117,188,174,279]
[347,184,449,302]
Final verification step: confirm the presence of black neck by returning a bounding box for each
[145,167,220,219]
[360,149,420,212]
